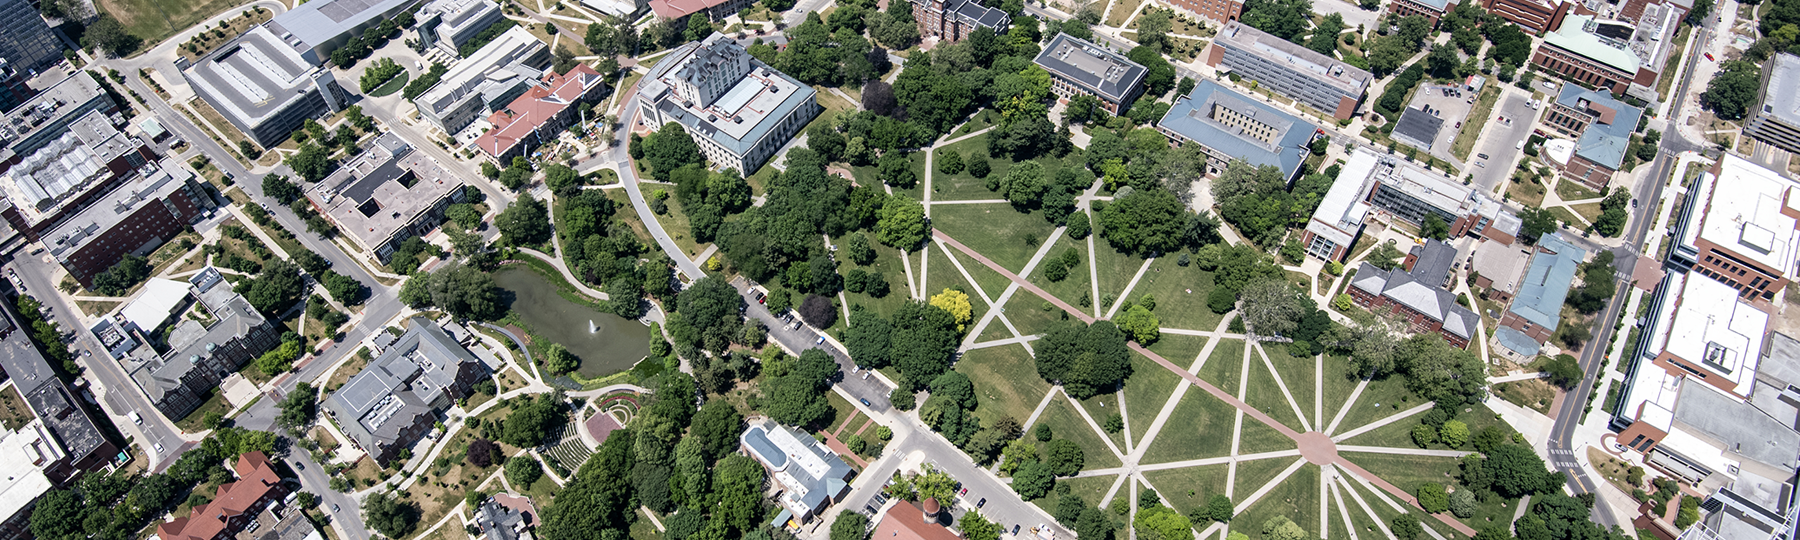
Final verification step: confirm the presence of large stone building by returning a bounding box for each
[304,133,466,263]
[261,0,425,65]
[0,420,62,540]
[416,0,506,58]
[181,25,348,148]
[0,0,65,73]
[324,319,486,464]
[107,268,281,420]
[1493,233,1585,356]
[1034,33,1147,115]
[1542,86,1642,190]
[1346,241,1479,349]
[1301,147,1519,261]
[414,26,551,136]
[1481,0,1571,34]
[43,159,212,287]
[648,0,752,23]
[1667,155,1800,306]
[1745,53,1800,155]
[1156,80,1319,184]
[0,296,117,486]
[910,0,1011,43]
[476,63,609,163]
[635,33,819,174]
[1164,0,1242,24]
[741,419,854,526]
[0,73,157,242]
[1205,22,1372,120]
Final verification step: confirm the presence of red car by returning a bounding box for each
[1705,53,1716,61]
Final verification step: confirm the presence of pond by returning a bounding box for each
[493,267,650,379]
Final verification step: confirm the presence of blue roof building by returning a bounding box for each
[741,419,853,527]
[1157,79,1319,184]
[1496,233,1586,356]
[1545,85,1643,190]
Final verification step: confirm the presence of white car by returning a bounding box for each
[152,442,164,454]
[129,411,142,425]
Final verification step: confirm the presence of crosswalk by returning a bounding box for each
[1549,448,1580,468]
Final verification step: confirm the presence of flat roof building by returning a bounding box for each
[0,0,66,73]
[1470,240,1531,304]
[116,267,281,420]
[1746,53,1800,155]
[1392,105,1445,151]
[43,158,212,287]
[1494,233,1585,356]
[478,63,608,163]
[264,0,423,65]
[580,0,646,18]
[416,0,505,58]
[0,73,159,243]
[741,419,853,527]
[181,26,348,148]
[305,133,467,263]
[0,295,117,486]
[1668,155,1800,306]
[1035,33,1147,114]
[324,318,486,464]
[912,0,1010,44]
[1301,147,1520,262]
[648,0,751,21]
[1544,85,1643,190]
[636,33,819,174]
[1481,0,1571,34]
[1205,22,1372,120]
[414,26,550,136]
[1157,79,1318,184]
[0,420,61,540]
[1531,15,1645,96]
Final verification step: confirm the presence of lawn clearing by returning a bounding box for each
[1237,416,1298,454]
[940,244,1014,303]
[932,203,1058,275]
[98,0,250,55]
[369,71,410,97]
[656,199,709,259]
[957,344,1052,428]
[1038,395,1123,469]
[838,236,911,320]
[1092,243,1148,310]
[851,151,929,200]
[1569,202,1604,224]
[1106,0,1147,26]
[174,389,230,431]
[1124,351,1187,449]
[1339,452,1466,503]
[0,385,32,431]
[1261,345,1318,429]
[1140,381,1240,464]
[1507,177,1547,208]
[1073,392,1128,452]
[1029,233,1092,310]
[983,293,1077,340]
[1492,378,1556,414]
[1143,464,1230,516]
[1244,344,1306,433]
[1126,257,1223,331]
[1320,354,1362,430]
[1331,375,1416,437]
[1030,474,1117,516]
[1550,206,1584,227]
[1554,179,1601,201]
[1233,463,1321,540]
[1233,455,1299,499]
[1197,339,1247,393]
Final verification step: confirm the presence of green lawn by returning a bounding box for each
[932,203,1059,275]
[923,242,989,329]
[1244,344,1307,433]
[939,243,1014,302]
[1343,405,1511,451]
[1143,464,1231,516]
[930,138,1005,201]
[1145,334,1211,369]
[1126,257,1224,331]
[1030,474,1118,516]
[1237,416,1299,454]
[957,344,1052,428]
[1233,455,1300,499]
[1320,354,1363,432]
[1331,375,1417,437]
[1073,392,1128,453]
[851,150,929,199]
[1339,453,1466,505]
[1140,383,1241,464]
[1123,351,1188,450]
[369,71,410,97]
[99,0,248,54]
[1037,396,1123,469]
[1262,345,1319,430]
[1234,464,1322,540]
[979,293,1078,341]
[1093,243,1149,312]
[1197,340,1248,393]
[1030,234,1092,311]
[837,236,912,321]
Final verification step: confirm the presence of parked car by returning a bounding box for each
[1012,525,1021,535]
[976,498,987,508]
[816,336,826,345]
[1478,153,1489,159]
[860,398,872,407]
[152,442,164,454]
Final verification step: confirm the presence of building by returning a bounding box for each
[1157,80,1319,184]
[304,133,467,263]
[111,268,281,420]
[1542,85,1642,190]
[648,0,752,22]
[1163,0,1241,24]
[1034,33,1148,115]
[43,159,212,287]
[1300,148,1519,261]
[324,319,486,464]
[158,452,296,540]
[580,0,645,18]
[1745,53,1800,155]
[0,59,37,114]
[0,0,65,73]
[635,33,819,174]
[181,25,348,148]
[870,501,961,540]
[416,0,506,58]
[741,419,853,527]
[474,494,539,540]
[1389,0,1454,26]
[0,73,161,242]
[911,0,1010,43]
[1531,15,1641,95]
[1404,239,1457,288]
[476,63,609,163]
[1347,256,1481,349]
[0,296,117,486]
[0,420,62,540]
[1493,233,1584,356]
[414,26,551,136]
[1205,22,1371,120]
[262,0,423,65]
[1667,155,1800,305]
[1481,0,1571,34]
[1392,105,1446,151]
[1470,240,1531,303]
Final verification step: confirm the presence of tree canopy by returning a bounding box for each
[1034,320,1132,398]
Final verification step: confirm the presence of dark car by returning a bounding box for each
[976,498,987,508]
[1012,525,1021,535]
[1477,153,1489,160]
[860,398,872,406]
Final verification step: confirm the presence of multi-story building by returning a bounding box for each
[741,419,854,526]
[1346,244,1480,349]
[911,0,1011,43]
[324,319,486,464]
[304,133,466,263]
[1745,53,1800,154]
[477,63,609,163]
[1302,147,1520,261]
[0,59,36,114]
[181,25,348,148]
[1542,86,1642,190]
[43,159,212,287]
[0,298,117,486]
[648,0,752,23]
[581,0,646,18]
[1493,233,1584,356]
[0,0,66,73]
[1034,33,1147,115]
[1667,155,1800,306]
[1205,22,1371,120]
[1481,0,1571,34]
[414,26,550,136]
[0,420,63,540]
[0,73,162,243]
[1390,0,1454,29]
[416,0,506,58]
[107,268,282,420]
[158,452,295,540]
[1470,240,1531,303]
[1157,80,1319,184]
[1532,15,1641,95]
[261,0,425,65]
[635,33,819,174]
[1164,0,1241,24]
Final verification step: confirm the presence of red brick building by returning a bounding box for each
[1347,260,1479,349]
[43,159,211,288]
[1166,0,1243,24]
[1389,0,1454,27]
[1481,0,1573,34]
[158,452,287,540]
[911,0,1011,43]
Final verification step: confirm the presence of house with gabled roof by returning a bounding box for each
[1348,255,1480,349]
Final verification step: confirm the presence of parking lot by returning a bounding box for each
[1405,82,1478,163]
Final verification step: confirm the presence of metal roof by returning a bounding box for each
[1555,85,1642,169]
[1033,33,1148,103]
[1507,233,1585,331]
[1392,106,1444,150]
[1157,80,1316,179]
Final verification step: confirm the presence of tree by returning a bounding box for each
[1045,439,1085,476]
[1518,207,1558,244]
[647,122,704,174]
[876,194,929,249]
[285,143,335,182]
[810,123,846,162]
[543,164,581,193]
[1116,304,1161,344]
[506,456,544,486]
[236,260,307,315]
[84,16,140,56]
[1198,494,1234,523]
[1449,488,1477,518]
[1389,513,1423,540]
[1262,515,1309,540]
[500,394,567,447]
[1306,13,1346,55]
[262,174,302,204]
[878,151,918,188]
[1484,444,1557,497]
[1593,189,1631,237]
[1440,419,1470,448]
[1134,506,1194,540]
[1704,60,1761,120]
[961,512,1002,540]
[362,492,420,538]
[544,343,579,375]
[1135,7,1173,50]
[928,289,972,331]
[497,193,552,246]
[1034,321,1132,398]
[831,512,870,540]
[1418,482,1449,513]
[1541,354,1584,390]
[276,382,318,429]
[1240,0,1313,40]
[1686,0,1714,26]
[1237,279,1305,337]
[1101,188,1188,255]
[1012,461,1055,499]
[1422,214,1450,240]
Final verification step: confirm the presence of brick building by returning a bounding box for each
[1301,147,1519,262]
[1481,0,1571,34]
[1667,155,1800,306]
[1531,15,1640,94]
[1493,233,1584,357]
[1157,80,1318,184]
[1541,86,1642,190]
[911,0,1010,43]
[1389,0,1454,27]
[1164,0,1242,23]
[1034,33,1148,115]
[158,452,290,540]
[43,159,212,287]
[476,63,609,164]
[1347,254,1479,349]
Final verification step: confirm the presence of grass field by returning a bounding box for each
[1139,381,1241,464]
[1244,344,1306,433]
[1554,178,1601,201]
[1036,396,1122,469]
[1125,257,1224,331]
[1507,176,1547,208]
[929,138,1004,201]
[1549,206,1584,227]
[1331,375,1415,436]
[1092,243,1147,311]
[1451,86,1501,160]
[1342,403,1511,451]
[1320,354,1363,431]
[923,243,989,329]
[1569,202,1604,224]
[1233,455,1299,499]
[1073,392,1127,452]
[838,236,911,320]
[982,294,1078,340]
[939,242,1014,302]
[369,71,410,97]
[1262,345,1318,429]
[851,151,929,199]
[0,386,32,431]
[1197,340,1247,393]
[1493,378,1556,414]
[1030,474,1117,517]
[1340,452,1465,502]
[99,0,248,55]
[1233,463,1321,540]
[1030,234,1092,309]
[1143,464,1230,516]
[1237,417,1297,454]
[957,344,1051,427]
[931,204,1057,275]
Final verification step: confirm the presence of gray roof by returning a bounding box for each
[0,71,113,163]
[1555,86,1642,169]
[1672,381,1800,471]
[0,307,57,391]
[1392,106,1444,150]
[475,498,528,540]
[415,26,547,116]
[1158,80,1316,179]
[1034,33,1148,103]
[182,26,323,130]
[1351,261,1479,341]
[1408,239,1456,288]
[1759,332,1800,391]
[130,267,271,405]
[950,0,1009,27]
[1760,53,1800,128]
[306,133,464,254]
[325,318,483,457]
[1471,241,1531,294]
[741,419,854,515]
[1494,326,1541,356]
[1507,233,1585,331]
[1,296,108,472]
[1212,21,1371,96]
[45,158,193,265]
[265,0,417,57]
[638,33,818,161]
